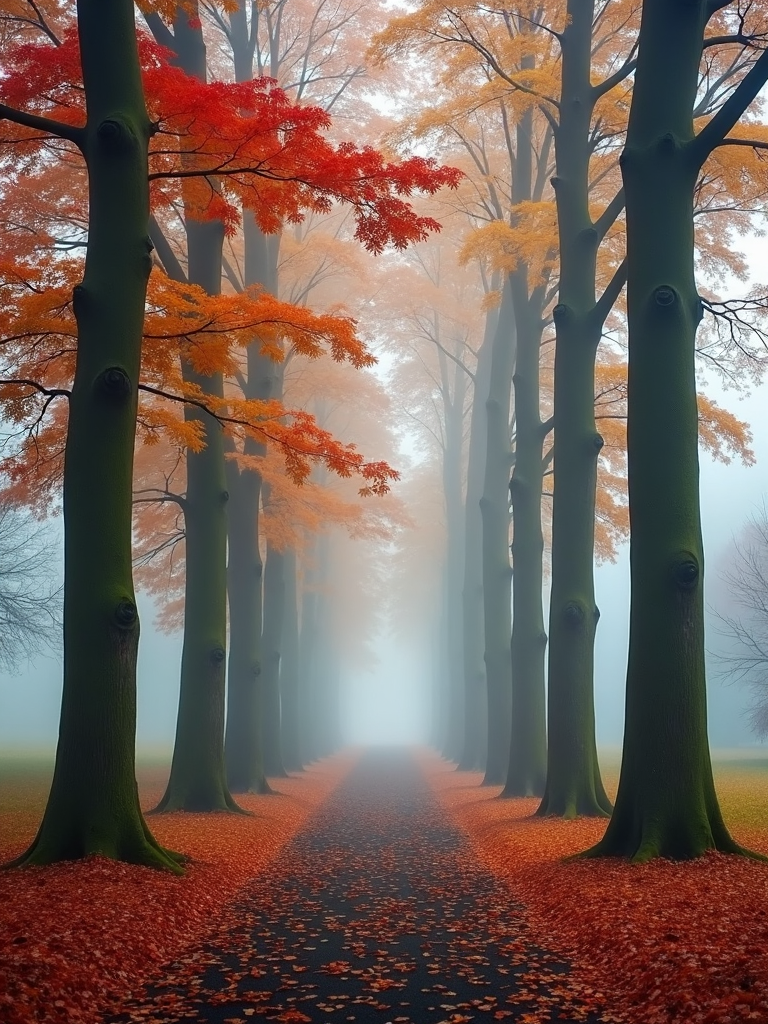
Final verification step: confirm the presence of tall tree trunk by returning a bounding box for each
[221,3,280,792]
[584,0,762,860]
[538,0,612,818]
[154,13,238,813]
[224,448,269,793]
[224,221,278,793]
[503,107,549,799]
[442,354,467,761]
[280,547,303,771]
[481,279,516,786]
[458,301,496,771]
[261,533,287,777]
[13,0,179,868]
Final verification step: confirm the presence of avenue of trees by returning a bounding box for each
[2,0,768,868]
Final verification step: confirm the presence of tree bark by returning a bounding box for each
[13,0,180,868]
[481,279,515,786]
[584,0,758,860]
[537,0,612,818]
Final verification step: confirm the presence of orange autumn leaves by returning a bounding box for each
[426,754,768,1024]
[0,19,464,518]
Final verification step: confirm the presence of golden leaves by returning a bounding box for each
[459,204,557,282]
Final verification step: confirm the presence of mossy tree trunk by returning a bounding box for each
[458,302,495,771]
[12,0,180,868]
[151,11,239,813]
[585,0,768,860]
[537,0,621,818]
[481,278,516,786]
[280,547,303,771]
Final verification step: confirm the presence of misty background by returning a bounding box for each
[2,237,767,758]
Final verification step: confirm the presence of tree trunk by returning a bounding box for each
[13,0,180,868]
[537,0,612,818]
[503,271,548,798]
[503,106,549,799]
[223,221,278,794]
[481,279,515,786]
[280,547,303,771]
[224,453,270,793]
[584,0,743,860]
[153,13,239,813]
[261,534,288,777]
[217,4,279,792]
[458,301,496,771]
[441,354,467,761]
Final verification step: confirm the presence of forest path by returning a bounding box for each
[116,749,603,1024]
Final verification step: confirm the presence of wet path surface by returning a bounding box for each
[117,751,603,1023]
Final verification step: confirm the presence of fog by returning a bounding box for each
[2,384,767,757]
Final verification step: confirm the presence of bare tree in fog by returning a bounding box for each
[0,497,61,671]
[713,502,768,737]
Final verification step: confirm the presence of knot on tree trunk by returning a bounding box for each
[564,601,585,627]
[97,366,132,401]
[96,117,137,155]
[653,285,677,308]
[114,598,138,630]
[72,284,87,318]
[672,553,700,591]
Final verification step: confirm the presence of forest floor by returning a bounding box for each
[1,749,768,1024]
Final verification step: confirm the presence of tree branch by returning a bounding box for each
[692,45,768,165]
[591,259,627,328]
[593,188,625,243]
[0,103,84,148]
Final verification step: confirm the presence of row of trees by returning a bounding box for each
[375,0,768,860]
[2,0,768,870]
[0,0,458,868]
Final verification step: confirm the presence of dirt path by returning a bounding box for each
[115,749,605,1024]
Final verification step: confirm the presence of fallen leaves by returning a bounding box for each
[0,754,355,1024]
[424,752,768,1024]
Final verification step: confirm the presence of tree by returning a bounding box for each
[584,0,768,861]
[537,0,630,818]
[713,501,768,737]
[0,498,60,671]
[374,7,558,794]
[0,3,457,844]
[0,0,183,869]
